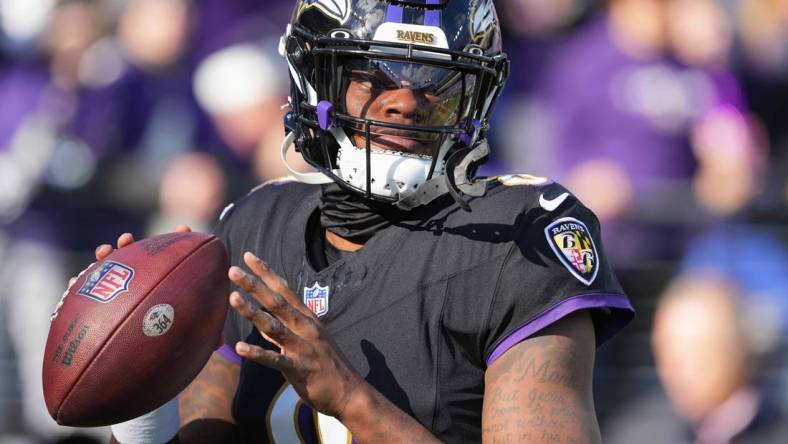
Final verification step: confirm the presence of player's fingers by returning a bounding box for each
[242,252,315,320]
[174,225,192,233]
[68,277,77,288]
[230,292,281,349]
[229,292,298,346]
[117,233,135,249]
[228,266,303,324]
[235,341,295,373]
[95,244,113,260]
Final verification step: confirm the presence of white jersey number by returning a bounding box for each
[267,384,353,444]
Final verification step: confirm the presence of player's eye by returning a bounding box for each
[352,75,374,90]
[351,70,397,90]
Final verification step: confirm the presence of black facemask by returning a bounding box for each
[319,183,406,243]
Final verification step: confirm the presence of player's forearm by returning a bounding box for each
[177,352,241,443]
[338,382,441,444]
[482,312,602,444]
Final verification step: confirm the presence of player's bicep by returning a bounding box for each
[178,351,241,443]
[482,311,601,444]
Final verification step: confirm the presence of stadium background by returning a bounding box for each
[0,0,786,442]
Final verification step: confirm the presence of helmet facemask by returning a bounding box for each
[281,2,509,208]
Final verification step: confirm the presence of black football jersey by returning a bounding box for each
[215,175,634,443]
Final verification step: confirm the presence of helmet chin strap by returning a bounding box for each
[331,125,450,199]
[396,140,491,212]
[280,131,335,184]
[282,125,489,212]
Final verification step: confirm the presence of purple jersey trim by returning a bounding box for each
[217,343,242,366]
[385,5,404,23]
[485,293,634,366]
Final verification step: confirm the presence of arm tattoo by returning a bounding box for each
[482,312,599,444]
[179,352,239,425]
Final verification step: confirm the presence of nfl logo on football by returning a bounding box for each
[303,282,329,317]
[78,261,135,303]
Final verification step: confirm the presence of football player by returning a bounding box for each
[105,0,634,443]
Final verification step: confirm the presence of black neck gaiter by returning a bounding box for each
[319,183,405,243]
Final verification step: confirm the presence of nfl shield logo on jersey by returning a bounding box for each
[545,217,599,286]
[303,282,329,317]
[78,261,135,303]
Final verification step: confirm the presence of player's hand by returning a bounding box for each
[228,252,364,418]
[94,225,192,260]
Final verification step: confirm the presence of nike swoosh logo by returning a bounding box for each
[539,192,570,211]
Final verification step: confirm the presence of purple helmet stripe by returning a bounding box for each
[385,4,404,23]
[424,0,441,27]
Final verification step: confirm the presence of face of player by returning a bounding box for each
[342,59,474,157]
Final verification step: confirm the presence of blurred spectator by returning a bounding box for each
[664,0,732,69]
[604,275,788,443]
[736,0,788,82]
[60,0,250,224]
[0,0,55,55]
[0,1,110,442]
[680,224,788,345]
[497,0,594,40]
[116,0,190,72]
[43,0,108,90]
[73,0,202,210]
[494,0,764,263]
[488,0,593,176]
[732,0,788,200]
[193,42,311,182]
[192,0,294,58]
[147,152,226,235]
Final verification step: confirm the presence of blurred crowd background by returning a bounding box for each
[0,0,786,443]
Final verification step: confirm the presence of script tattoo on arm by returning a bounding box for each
[482,311,601,444]
[177,352,241,443]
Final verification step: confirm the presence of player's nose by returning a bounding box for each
[379,87,421,123]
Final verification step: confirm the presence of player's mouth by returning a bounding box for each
[350,126,440,157]
[369,129,438,156]
[374,134,425,154]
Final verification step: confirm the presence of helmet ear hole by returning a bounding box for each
[466,46,484,56]
[286,35,308,66]
[292,47,304,65]
[329,29,352,39]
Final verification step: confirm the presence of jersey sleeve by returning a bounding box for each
[213,201,246,366]
[483,185,634,366]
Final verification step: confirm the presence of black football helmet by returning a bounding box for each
[279,0,509,210]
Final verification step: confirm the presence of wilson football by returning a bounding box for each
[42,232,229,426]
